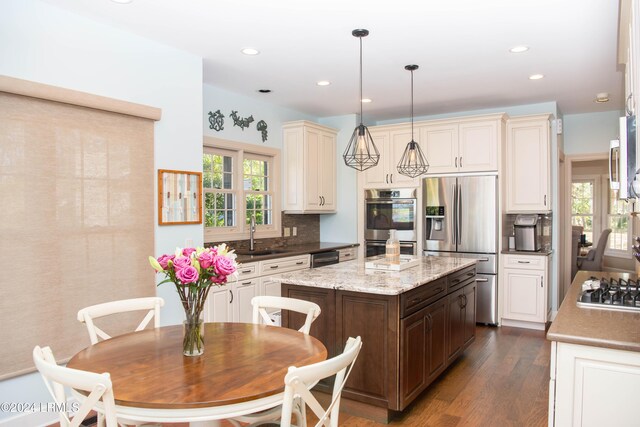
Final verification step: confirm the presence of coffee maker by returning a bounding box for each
[514,214,542,252]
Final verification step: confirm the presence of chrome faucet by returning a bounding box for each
[249,215,256,251]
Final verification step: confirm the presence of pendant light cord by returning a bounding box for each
[410,68,414,141]
[359,36,363,124]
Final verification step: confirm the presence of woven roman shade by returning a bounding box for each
[0,87,156,379]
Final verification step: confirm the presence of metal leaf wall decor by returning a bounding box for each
[230,110,254,131]
[207,110,225,131]
[256,120,268,142]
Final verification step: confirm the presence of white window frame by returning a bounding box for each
[602,176,633,258]
[203,136,281,243]
[203,146,239,233]
[571,175,601,245]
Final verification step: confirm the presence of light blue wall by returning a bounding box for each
[319,114,360,242]
[563,110,623,155]
[0,0,202,421]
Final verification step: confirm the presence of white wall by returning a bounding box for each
[0,0,202,422]
[563,110,622,154]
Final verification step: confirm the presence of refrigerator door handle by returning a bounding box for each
[457,183,462,246]
[452,184,458,245]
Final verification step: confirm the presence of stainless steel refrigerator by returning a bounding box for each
[423,175,498,325]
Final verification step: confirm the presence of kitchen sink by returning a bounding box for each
[234,249,289,256]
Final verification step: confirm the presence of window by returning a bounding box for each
[203,137,281,242]
[203,148,236,228]
[571,179,596,243]
[607,185,632,254]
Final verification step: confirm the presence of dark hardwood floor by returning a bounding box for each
[66,325,550,427]
[332,325,550,427]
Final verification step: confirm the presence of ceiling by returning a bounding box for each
[42,0,624,122]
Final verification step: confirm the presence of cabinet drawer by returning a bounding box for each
[503,254,546,270]
[260,254,310,275]
[338,247,357,262]
[447,266,476,293]
[236,262,259,280]
[401,278,447,318]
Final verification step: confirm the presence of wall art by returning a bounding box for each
[208,110,225,131]
[256,120,268,142]
[230,110,254,130]
[158,169,202,225]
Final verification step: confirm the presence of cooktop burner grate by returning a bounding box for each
[576,277,640,312]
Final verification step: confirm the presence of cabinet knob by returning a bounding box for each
[229,290,233,304]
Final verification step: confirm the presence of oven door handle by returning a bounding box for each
[399,243,416,248]
[367,242,386,247]
[366,200,415,205]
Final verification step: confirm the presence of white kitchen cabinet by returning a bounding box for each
[505,115,552,213]
[363,125,421,188]
[283,121,337,213]
[232,278,259,323]
[550,341,640,427]
[501,253,549,330]
[420,117,501,174]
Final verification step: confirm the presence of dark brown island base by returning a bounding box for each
[273,256,477,423]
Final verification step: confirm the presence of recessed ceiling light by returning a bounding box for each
[595,92,610,103]
[110,0,133,3]
[241,48,260,55]
[257,89,271,93]
[361,98,372,103]
[529,74,544,80]
[509,46,529,53]
[317,81,331,86]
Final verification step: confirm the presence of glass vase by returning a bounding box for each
[183,314,204,356]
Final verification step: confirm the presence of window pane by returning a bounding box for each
[203,171,213,188]
[226,194,234,209]
[223,156,232,173]
[223,172,232,189]
[205,193,216,209]
[226,210,234,226]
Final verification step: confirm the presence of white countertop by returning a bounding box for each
[270,255,477,295]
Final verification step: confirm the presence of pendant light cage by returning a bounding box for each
[397,64,429,178]
[343,29,380,172]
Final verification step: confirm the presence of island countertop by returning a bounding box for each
[269,255,477,295]
[547,270,640,352]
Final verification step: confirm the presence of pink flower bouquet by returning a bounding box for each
[149,244,238,355]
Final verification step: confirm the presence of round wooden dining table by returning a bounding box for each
[67,322,327,425]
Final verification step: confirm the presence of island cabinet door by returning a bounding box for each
[335,290,399,410]
[399,297,448,409]
[447,288,465,364]
[462,283,477,349]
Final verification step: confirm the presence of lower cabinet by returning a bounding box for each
[501,253,549,330]
[550,341,640,427]
[281,265,476,413]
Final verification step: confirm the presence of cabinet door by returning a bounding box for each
[304,127,322,210]
[506,119,550,212]
[420,124,458,174]
[426,297,447,384]
[458,120,498,172]
[232,279,259,323]
[260,275,282,298]
[400,309,427,406]
[462,283,476,348]
[363,131,390,187]
[503,268,545,323]
[446,288,465,363]
[389,128,420,187]
[205,284,232,323]
[318,131,336,210]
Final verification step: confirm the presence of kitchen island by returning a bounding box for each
[547,270,640,427]
[271,256,477,422]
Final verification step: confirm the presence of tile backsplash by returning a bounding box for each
[207,213,320,250]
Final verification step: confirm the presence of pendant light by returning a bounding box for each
[343,29,380,172]
[397,64,429,177]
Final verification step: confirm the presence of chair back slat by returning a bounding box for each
[251,296,321,334]
[77,297,164,344]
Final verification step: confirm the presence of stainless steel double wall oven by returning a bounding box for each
[364,188,418,257]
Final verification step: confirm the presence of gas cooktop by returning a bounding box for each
[577,277,640,313]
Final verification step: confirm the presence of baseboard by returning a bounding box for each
[500,318,546,331]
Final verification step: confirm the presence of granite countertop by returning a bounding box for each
[501,248,553,256]
[270,256,477,295]
[233,242,358,264]
[547,270,640,352]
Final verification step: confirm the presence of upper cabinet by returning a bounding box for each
[619,0,639,116]
[363,125,422,188]
[505,114,552,213]
[420,116,504,174]
[283,121,337,213]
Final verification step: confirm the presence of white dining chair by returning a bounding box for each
[33,345,118,427]
[77,297,164,344]
[251,295,321,334]
[246,335,363,427]
[227,296,322,427]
